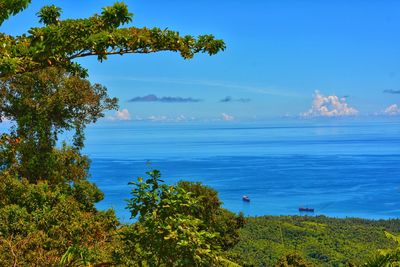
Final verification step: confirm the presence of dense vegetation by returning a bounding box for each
[226,216,400,266]
[1,1,400,266]
[0,1,234,266]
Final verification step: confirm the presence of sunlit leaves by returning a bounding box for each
[37,5,61,26]
[364,231,400,266]
[122,170,222,266]
[101,2,133,28]
[0,68,117,182]
[0,2,225,78]
[0,172,119,265]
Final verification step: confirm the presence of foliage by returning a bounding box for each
[37,5,62,26]
[2,4,400,266]
[0,170,119,266]
[275,253,316,267]
[0,2,225,78]
[0,67,117,182]
[0,1,228,266]
[119,170,224,266]
[364,231,400,267]
[0,0,31,25]
[177,181,245,250]
[226,215,400,267]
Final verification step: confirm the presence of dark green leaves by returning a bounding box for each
[101,2,133,28]
[0,68,118,182]
[37,5,62,26]
[122,170,222,266]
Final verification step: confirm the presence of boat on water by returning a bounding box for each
[299,207,314,212]
[242,195,250,202]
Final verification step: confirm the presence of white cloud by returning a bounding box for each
[221,113,234,121]
[384,104,400,116]
[108,109,131,121]
[147,115,168,122]
[146,114,197,122]
[302,91,358,117]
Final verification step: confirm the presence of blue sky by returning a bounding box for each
[2,0,400,121]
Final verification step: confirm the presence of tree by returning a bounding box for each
[0,68,117,182]
[0,2,226,266]
[0,170,119,266]
[120,170,221,266]
[119,171,243,266]
[0,2,225,79]
[0,1,225,182]
[177,181,245,250]
[0,2,225,182]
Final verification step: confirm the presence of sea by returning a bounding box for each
[2,117,399,221]
[81,117,400,221]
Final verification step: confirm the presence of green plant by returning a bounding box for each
[0,2,225,265]
[120,170,222,266]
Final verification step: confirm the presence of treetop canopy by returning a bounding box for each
[0,2,226,78]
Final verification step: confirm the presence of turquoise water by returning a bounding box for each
[82,117,400,221]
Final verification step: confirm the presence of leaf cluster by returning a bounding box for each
[0,0,31,26]
[0,68,117,182]
[115,171,244,266]
[177,181,245,250]
[0,170,119,266]
[0,2,225,78]
[120,170,223,266]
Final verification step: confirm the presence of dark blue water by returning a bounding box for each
[80,117,400,221]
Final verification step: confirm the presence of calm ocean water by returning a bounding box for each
[81,117,400,221]
[2,118,399,221]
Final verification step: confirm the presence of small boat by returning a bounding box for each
[299,207,314,212]
[242,195,250,202]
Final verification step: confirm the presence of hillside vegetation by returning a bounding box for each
[227,215,400,266]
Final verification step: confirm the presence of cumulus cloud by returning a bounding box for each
[302,91,358,117]
[383,89,400,94]
[108,109,131,121]
[221,113,234,121]
[219,96,251,103]
[128,94,201,103]
[384,104,400,116]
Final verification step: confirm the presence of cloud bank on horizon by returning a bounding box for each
[128,94,201,103]
[104,110,237,123]
[102,91,400,123]
[302,91,358,117]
